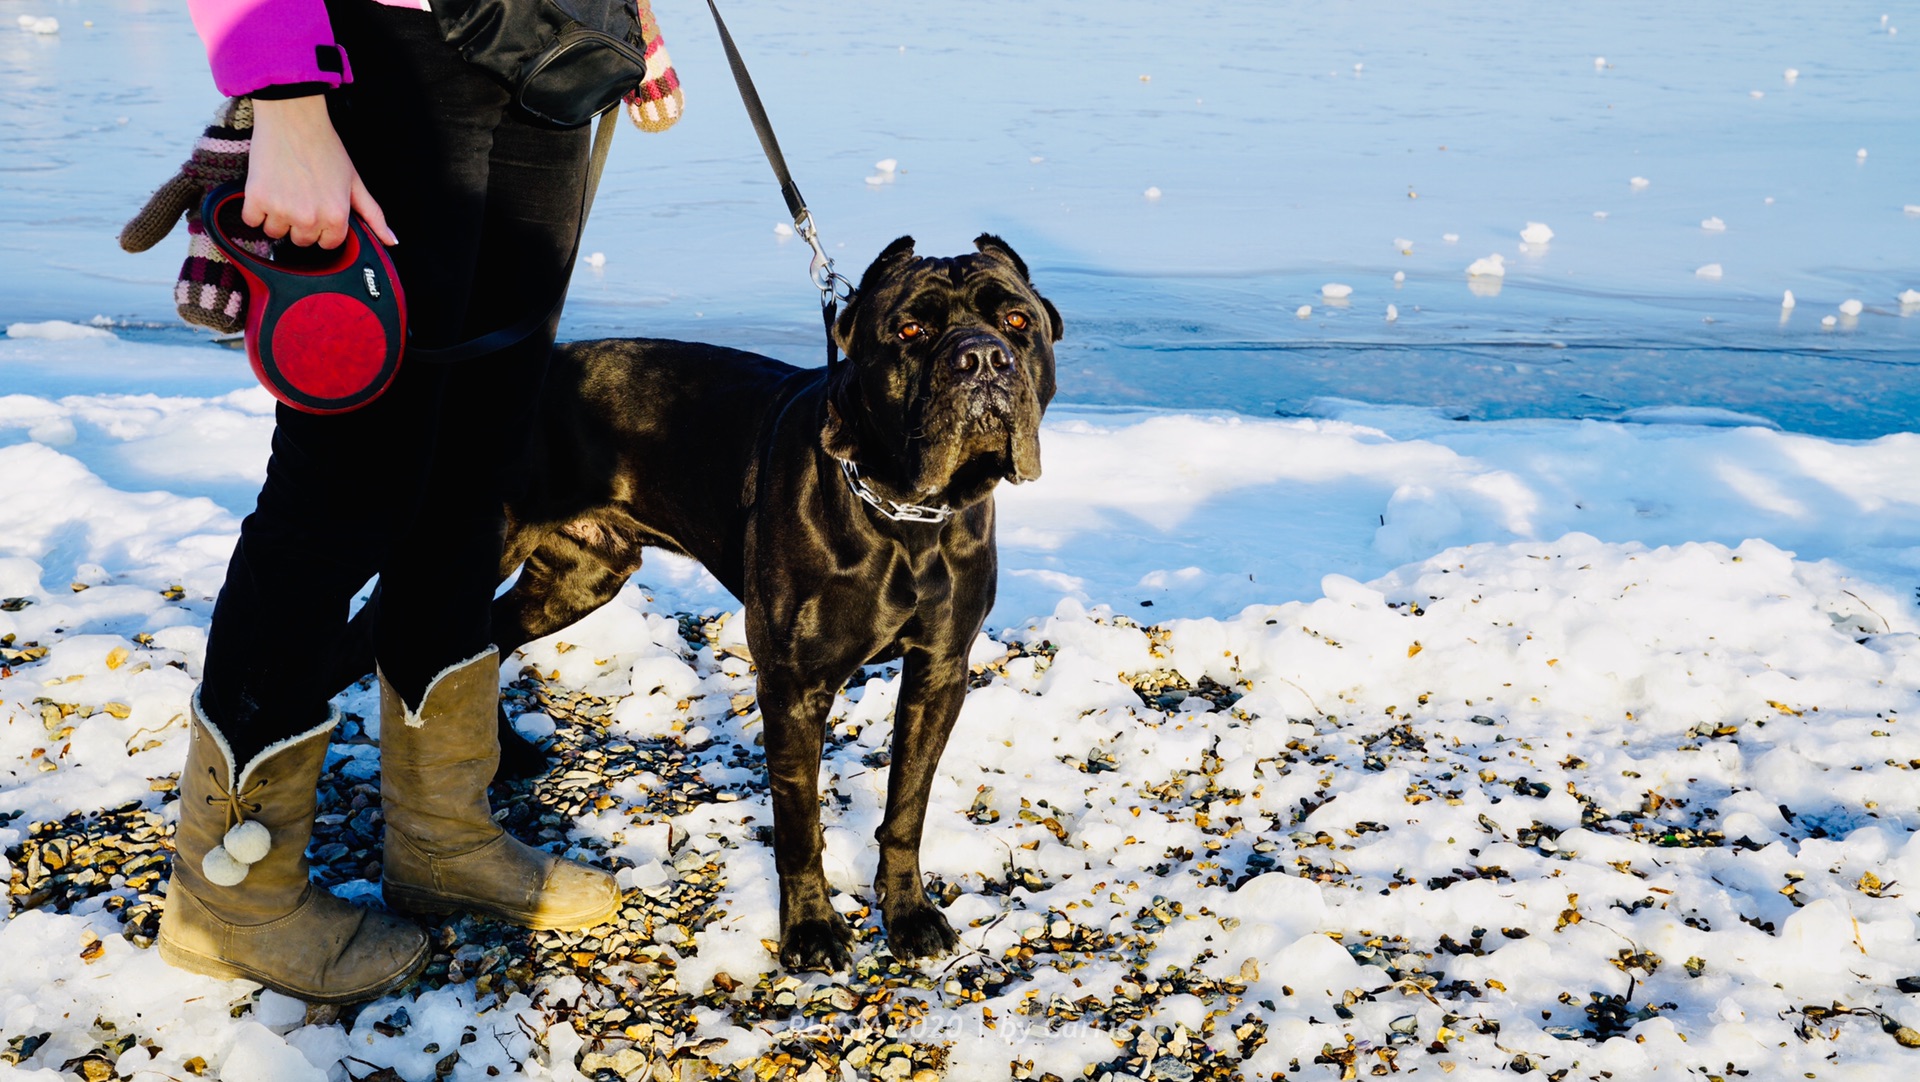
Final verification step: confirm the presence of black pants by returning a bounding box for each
[199,3,590,766]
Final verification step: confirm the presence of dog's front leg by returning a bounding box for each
[874,645,968,961]
[758,668,858,972]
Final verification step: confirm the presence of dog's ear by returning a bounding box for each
[973,233,1029,280]
[975,234,1064,342]
[835,236,918,351]
[1039,296,1065,343]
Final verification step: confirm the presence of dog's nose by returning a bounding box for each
[951,335,1013,378]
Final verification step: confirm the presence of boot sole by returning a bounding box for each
[384,881,621,932]
[158,934,429,1006]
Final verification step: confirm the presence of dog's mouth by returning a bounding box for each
[908,386,1043,497]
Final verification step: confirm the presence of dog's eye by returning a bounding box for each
[1004,311,1030,332]
[898,322,927,341]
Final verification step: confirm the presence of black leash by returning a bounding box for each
[703,0,852,373]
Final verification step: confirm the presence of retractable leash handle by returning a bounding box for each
[201,182,407,415]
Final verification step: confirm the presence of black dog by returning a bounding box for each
[334,235,1060,969]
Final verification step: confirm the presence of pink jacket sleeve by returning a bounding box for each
[187,0,354,97]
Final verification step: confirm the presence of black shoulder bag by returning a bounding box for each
[431,0,650,127]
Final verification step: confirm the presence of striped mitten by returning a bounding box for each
[119,98,270,334]
[624,0,684,133]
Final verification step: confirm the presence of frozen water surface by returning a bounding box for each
[2,0,1915,434]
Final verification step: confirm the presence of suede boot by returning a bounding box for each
[379,648,620,929]
[158,691,429,1004]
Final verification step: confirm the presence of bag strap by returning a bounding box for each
[410,106,619,366]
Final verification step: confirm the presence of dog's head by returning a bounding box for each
[823,234,1061,507]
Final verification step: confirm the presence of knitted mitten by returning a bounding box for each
[119,98,270,334]
[624,0,684,133]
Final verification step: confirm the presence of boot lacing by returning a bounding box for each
[200,765,274,886]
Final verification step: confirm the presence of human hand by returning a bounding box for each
[246,96,398,249]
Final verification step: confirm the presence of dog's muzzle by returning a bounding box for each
[946,332,1014,383]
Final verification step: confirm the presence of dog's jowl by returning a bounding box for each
[496,235,1058,970]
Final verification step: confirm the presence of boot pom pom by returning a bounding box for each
[223,820,271,864]
[202,844,249,886]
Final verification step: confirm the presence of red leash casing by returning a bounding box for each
[201,183,406,415]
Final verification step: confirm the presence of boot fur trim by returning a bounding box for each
[190,685,340,792]
[391,646,500,729]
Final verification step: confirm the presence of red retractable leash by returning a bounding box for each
[200,182,407,415]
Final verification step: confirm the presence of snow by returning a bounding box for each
[7,320,114,341]
[2,0,1918,1078]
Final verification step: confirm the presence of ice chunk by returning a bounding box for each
[1695,263,1723,278]
[1839,298,1863,316]
[1320,283,1352,299]
[1781,290,1796,308]
[28,16,58,33]
[1592,210,1608,219]
[1519,221,1553,244]
[874,158,898,174]
[1857,148,1868,159]
[1898,289,1920,304]
[1144,186,1162,200]
[1466,253,1505,277]
[1441,232,1459,243]
[1821,314,1837,327]
[772,222,793,237]
[582,252,606,268]
[223,1022,328,1082]
[7,320,114,340]
[1295,305,1312,318]
[1593,56,1606,68]
[1629,176,1650,188]
[1393,270,1405,283]
[1701,216,1726,231]
[1393,237,1413,253]
[1784,67,1800,81]
[1385,304,1398,322]
[1750,89,1765,98]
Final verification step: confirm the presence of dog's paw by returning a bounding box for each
[884,904,959,962]
[779,918,854,973]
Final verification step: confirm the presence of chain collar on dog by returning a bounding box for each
[839,459,953,523]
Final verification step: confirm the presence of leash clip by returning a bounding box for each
[796,212,854,307]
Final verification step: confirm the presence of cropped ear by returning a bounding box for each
[861,235,917,290]
[836,235,918,353]
[1040,296,1065,343]
[973,233,1030,280]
